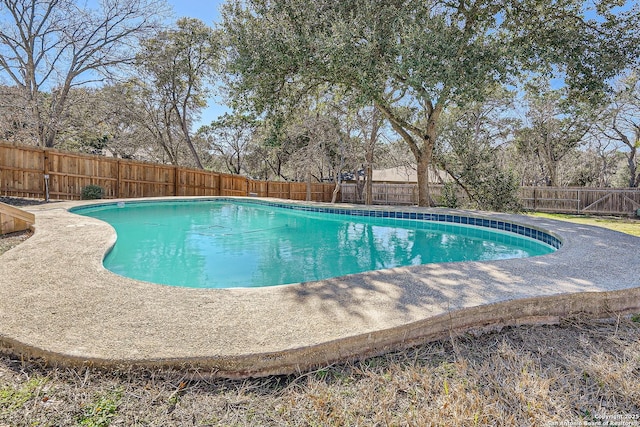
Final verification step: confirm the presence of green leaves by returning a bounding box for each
[221,0,638,205]
[223,0,522,115]
[503,0,640,103]
[138,18,219,106]
[136,17,221,168]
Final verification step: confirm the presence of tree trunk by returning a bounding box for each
[175,106,204,169]
[364,144,374,205]
[547,162,558,187]
[416,148,432,207]
[628,145,638,187]
[43,130,56,148]
[363,106,381,206]
[375,100,441,207]
[185,132,204,169]
[364,163,373,205]
[331,180,340,203]
[355,172,364,202]
[414,120,437,207]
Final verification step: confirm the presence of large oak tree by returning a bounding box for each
[221,0,639,205]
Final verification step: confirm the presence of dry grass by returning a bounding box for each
[529,212,640,237]
[1,316,639,426]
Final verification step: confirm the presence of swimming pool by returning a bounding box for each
[73,199,557,288]
[6,197,639,378]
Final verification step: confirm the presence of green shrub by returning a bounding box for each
[81,185,104,200]
[439,182,459,208]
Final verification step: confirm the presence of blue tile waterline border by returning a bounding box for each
[71,198,562,250]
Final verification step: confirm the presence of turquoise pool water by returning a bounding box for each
[74,200,556,288]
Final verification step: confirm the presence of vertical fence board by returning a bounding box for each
[0,144,44,198]
[1,144,638,213]
[289,182,308,201]
[248,180,268,197]
[181,168,220,196]
[265,181,290,199]
[342,183,640,215]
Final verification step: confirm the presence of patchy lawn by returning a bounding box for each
[529,212,640,237]
[0,316,639,426]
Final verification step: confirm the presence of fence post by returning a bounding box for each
[42,148,50,201]
[115,160,120,198]
[577,189,581,213]
[173,166,178,196]
[117,160,124,198]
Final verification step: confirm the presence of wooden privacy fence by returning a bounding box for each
[2,143,639,215]
[520,186,640,216]
[0,143,335,202]
[341,183,442,206]
[341,183,640,216]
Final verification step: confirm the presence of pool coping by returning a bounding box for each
[1,197,639,378]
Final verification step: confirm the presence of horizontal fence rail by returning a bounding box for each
[341,183,640,216]
[342,182,424,205]
[2,143,639,215]
[519,187,640,216]
[0,143,335,202]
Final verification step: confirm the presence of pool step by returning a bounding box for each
[0,202,35,235]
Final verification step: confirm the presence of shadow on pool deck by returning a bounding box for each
[0,197,639,378]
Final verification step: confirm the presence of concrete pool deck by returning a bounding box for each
[1,197,639,378]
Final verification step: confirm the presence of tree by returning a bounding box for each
[597,73,640,187]
[221,0,639,206]
[436,88,522,211]
[515,82,593,186]
[278,110,350,184]
[136,18,220,169]
[0,84,33,143]
[108,78,187,165]
[240,93,364,190]
[354,106,385,205]
[56,83,162,160]
[199,113,257,175]
[55,87,111,154]
[93,83,158,160]
[0,0,169,147]
[251,114,294,181]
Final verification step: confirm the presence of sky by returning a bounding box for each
[169,0,223,26]
[167,0,229,128]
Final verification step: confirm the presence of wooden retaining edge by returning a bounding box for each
[0,202,35,235]
[0,287,638,379]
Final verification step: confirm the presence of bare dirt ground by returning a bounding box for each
[0,196,48,207]
[1,198,639,426]
[0,230,31,255]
